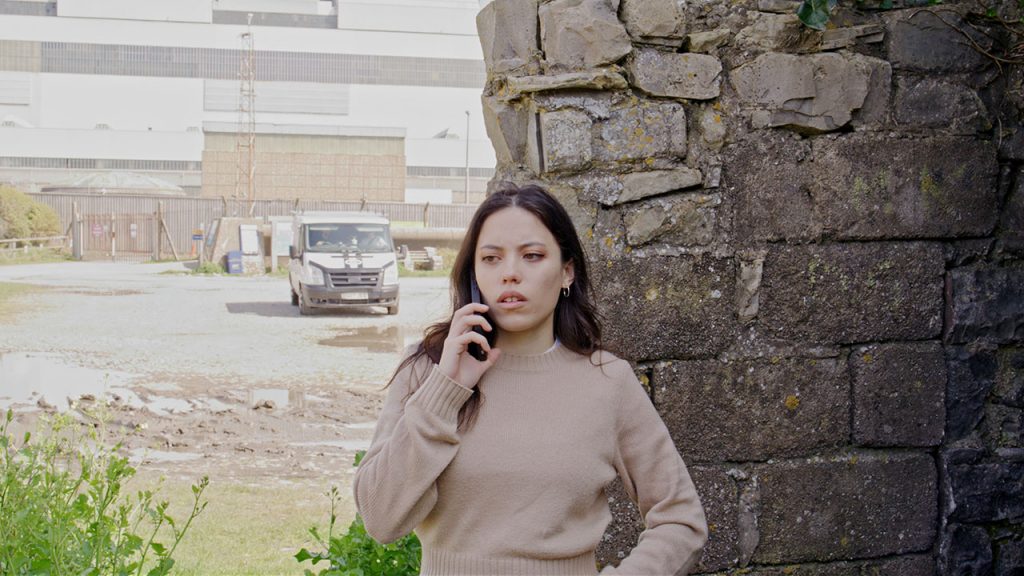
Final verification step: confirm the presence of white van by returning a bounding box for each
[288,211,402,315]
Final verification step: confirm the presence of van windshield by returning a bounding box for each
[305,223,393,254]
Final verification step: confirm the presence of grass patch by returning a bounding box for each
[0,247,70,266]
[0,282,39,321]
[132,475,352,576]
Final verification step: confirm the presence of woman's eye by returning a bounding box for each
[524,253,544,261]
[481,255,498,263]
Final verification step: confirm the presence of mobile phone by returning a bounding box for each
[467,273,488,362]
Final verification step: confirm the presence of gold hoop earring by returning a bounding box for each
[562,286,570,298]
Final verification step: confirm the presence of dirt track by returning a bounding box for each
[0,261,451,484]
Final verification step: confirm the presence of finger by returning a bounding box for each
[454,331,491,354]
[453,302,489,320]
[459,313,493,333]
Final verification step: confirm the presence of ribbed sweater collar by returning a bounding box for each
[491,342,580,373]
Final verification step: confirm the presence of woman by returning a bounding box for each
[353,184,707,575]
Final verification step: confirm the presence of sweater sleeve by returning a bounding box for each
[601,365,708,576]
[353,359,475,544]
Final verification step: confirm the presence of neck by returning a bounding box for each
[495,321,555,355]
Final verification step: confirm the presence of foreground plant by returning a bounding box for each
[296,452,421,576]
[0,408,208,575]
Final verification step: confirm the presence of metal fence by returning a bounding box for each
[28,193,477,260]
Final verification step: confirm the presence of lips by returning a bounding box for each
[496,290,527,308]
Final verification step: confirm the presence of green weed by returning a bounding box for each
[0,409,208,575]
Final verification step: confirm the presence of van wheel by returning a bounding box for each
[387,302,399,315]
[299,289,313,316]
[290,288,299,306]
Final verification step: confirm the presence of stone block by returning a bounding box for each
[894,77,990,134]
[757,0,801,13]
[732,52,883,133]
[620,0,685,45]
[506,69,628,94]
[476,0,540,75]
[810,135,1000,239]
[984,403,1024,450]
[594,100,688,163]
[481,95,530,167]
[690,466,740,573]
[608,168,704,205]
[758,242,944,343]
[752,453,937,563]
[947,461,1024,522]
[940,524,993,576]
[735,13,803,51]
[945,346,997,441]
[621,192,720,246]
[701,555,935,575]
[654,356,849,462]
[885,9,990,73]
[699,107,727,150]
[850,341,946,447]
[725,132,817,243]
[996,169,1024,257]
[996,539,1024,576]
[527,108,593,174]
[995,348,1024,407]
[947,265,1024,345]
[539,0,632,72]
[819,24,885,50]
[687,29,731,53]
[849,55,892,129]
[593,255,734,360]
[627,48,722,100]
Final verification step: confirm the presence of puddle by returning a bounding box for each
[129,448,203,464]
[318,325,407,353]
[246,388,325,410]
[289,439,371,450]
[143,396,193,416]
[0,352,145,412]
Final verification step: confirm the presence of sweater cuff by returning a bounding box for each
[407,365,474,422]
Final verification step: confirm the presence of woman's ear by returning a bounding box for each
[563,259,575,288]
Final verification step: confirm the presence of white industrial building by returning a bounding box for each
[0,0,495,203]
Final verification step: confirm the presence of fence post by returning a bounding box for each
[110,212,116,260]
[152,202,160,261]
[423,202,430,228]
[72,202,82,261]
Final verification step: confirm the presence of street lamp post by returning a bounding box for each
[464,110,470,204]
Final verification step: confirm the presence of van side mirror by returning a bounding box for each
[289,245,299,259]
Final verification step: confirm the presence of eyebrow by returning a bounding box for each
[478,241,548,251]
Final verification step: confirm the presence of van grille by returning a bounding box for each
[328,269,380,288]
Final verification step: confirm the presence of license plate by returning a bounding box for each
[340,292,367,301]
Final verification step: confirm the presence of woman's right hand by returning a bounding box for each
[438,303,501,389]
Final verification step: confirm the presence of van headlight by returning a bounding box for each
[301,264,324,285]
[383,263,398,285]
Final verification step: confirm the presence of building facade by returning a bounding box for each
[0,0,494,204]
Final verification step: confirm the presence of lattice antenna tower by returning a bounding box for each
[234,13,257,216]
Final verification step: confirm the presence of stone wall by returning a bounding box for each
[477,0,1023,573]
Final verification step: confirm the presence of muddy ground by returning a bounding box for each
[0,261,451,486]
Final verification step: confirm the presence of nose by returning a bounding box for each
[500,260,521,284]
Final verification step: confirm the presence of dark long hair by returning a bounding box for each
[389,183,603,430]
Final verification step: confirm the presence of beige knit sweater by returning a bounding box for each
[353,344,708,576]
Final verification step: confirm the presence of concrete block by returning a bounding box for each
[621,192,720,246]
[690,466,740,573]
[655,356,849,462]
[594,255,734,360]
[527,108,593,174]
[758,242,944,343]
[894,76,990,134]
[811,135,1000,240]
[851,341,946,447]
[753,453,937,563]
